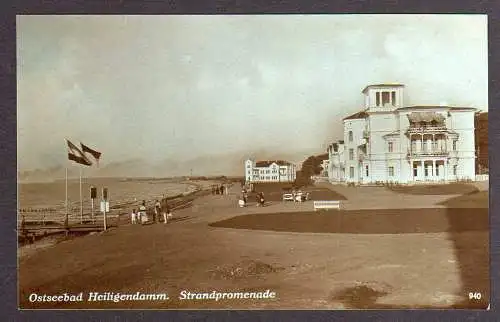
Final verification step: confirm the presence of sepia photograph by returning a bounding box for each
[17,14,489,310]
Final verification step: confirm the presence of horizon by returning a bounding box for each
[17,14,488,173]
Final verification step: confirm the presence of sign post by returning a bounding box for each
[102,188,108,231]
[90,186,96,224]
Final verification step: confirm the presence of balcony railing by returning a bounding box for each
[407,126,447,134]
[407,148,449,157]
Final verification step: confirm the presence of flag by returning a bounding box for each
[67,140,92,166]
[81,143,102,162]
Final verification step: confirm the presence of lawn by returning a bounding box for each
[209,208,488,234]
[387,183,479,195]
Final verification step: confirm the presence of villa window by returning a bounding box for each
[413,164,418,177]
[349,166,354,178]
[348,131,353,142]
[388,142,394,153]
[391,91,396,105]
[382,91,390,105]
[349,149,354,160]
[365,165,369,177]
[452,140,458,151]
[376,92,380,106]
[424,165,429,177]
[388,166,394,177]
[453,165,457,175]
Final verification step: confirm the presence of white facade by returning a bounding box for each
[327,141,346,182]
[244,159,297,183]
[328,84,477,184]
[320,159,330,176]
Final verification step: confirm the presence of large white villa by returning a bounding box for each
[327,83,477,184]
[244,159,297,183]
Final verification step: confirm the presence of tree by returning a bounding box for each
[295,153,329,186]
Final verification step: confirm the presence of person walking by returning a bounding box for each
[239,194,246,207]
[154,199,161,223]
[136,206,141,223]
[163,201,172,224]
[131,209,137,224]
[259,192,265,207]
[139,200,147,224]
[161,198,167,223]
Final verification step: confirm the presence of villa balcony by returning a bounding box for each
[362,130,369,139]
[407,148,449,158]
[406,125,448,134]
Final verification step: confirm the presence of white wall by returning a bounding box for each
[245,159,254,182]
[450,110,476,180]
[343,119,366,182]
[367,113,397,182]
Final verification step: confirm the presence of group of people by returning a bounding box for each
[130,198,172,225]
[211,184,228,195]
[238,188,265,207]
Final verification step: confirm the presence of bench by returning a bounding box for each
[313,200,341,211]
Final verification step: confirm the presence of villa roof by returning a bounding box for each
[362,84,405,94]
[343,110,369,121]
[397,106,477,112]
[407,112,446,123]
[255,160,291,167]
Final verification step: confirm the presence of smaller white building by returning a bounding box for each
[320,159,330,177]
[244,159,297,183]
[327,140,346,183]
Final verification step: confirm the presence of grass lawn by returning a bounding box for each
[209,208,488,234]
[387,183,479,195]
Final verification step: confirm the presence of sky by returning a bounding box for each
[17,14,488,172]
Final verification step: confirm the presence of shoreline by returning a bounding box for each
[18,180,231,258]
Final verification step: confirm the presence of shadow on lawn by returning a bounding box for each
[387,183,479,195]
[441,190,490,309]
[209,208,487,235]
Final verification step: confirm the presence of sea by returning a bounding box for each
[18,177,206,220]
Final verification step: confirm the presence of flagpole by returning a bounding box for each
[65,164,68,228]
[80,165,83,224]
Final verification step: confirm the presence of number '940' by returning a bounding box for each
[469,292,482,300]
